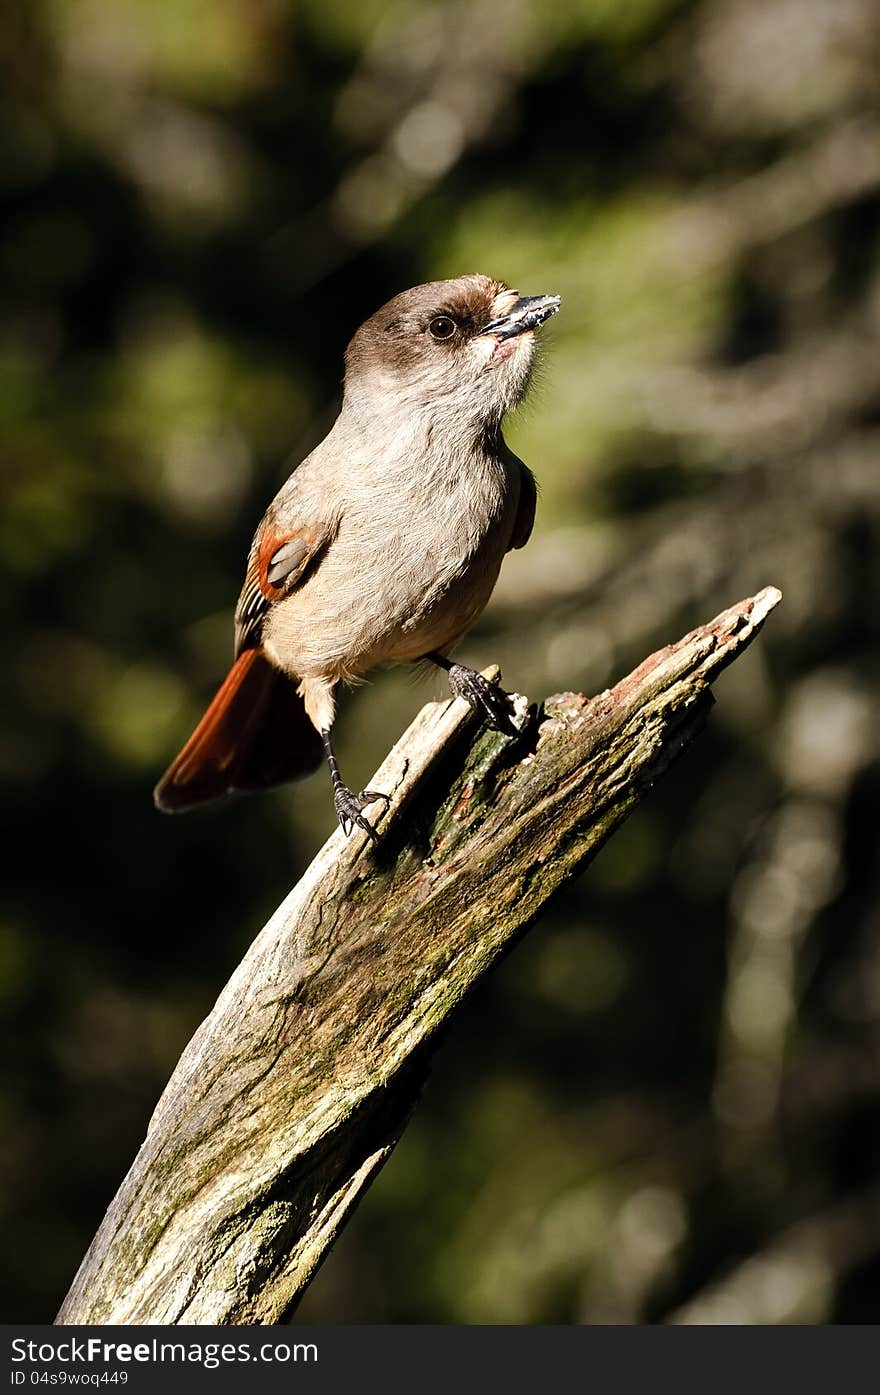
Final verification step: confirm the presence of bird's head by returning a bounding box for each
[343,274,560,433]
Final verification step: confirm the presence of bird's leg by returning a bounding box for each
[426,652,519,737]
[320,728,389,842]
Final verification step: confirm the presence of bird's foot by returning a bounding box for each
[447,663,520,737]
[333,784,390,842]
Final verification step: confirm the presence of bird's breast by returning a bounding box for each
[264,448,518,678]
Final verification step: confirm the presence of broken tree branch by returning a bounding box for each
[57,586,782,1325]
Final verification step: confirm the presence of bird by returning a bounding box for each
[154,273,560,840]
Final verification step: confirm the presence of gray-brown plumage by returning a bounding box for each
[154,273,560,837]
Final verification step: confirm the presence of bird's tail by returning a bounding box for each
[154,649,324,813]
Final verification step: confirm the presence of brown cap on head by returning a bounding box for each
[346,275,505,368]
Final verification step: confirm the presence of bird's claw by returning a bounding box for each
[333,784,388,842]
[447,664,520,737]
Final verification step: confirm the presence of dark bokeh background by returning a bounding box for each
[2,0,879,1323]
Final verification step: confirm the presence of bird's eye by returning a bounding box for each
[428,315,456,341]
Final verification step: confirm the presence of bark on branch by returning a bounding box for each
[57,587,782,1325]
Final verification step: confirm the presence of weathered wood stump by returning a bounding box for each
[58,587,781,1324]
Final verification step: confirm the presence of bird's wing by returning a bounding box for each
[508,459,537,551]
[234,514,336,657]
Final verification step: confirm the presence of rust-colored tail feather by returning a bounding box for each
[154,650,324,813]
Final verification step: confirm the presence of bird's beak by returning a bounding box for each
[481,293,561,340]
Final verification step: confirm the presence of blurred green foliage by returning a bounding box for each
[2,0,879,1323]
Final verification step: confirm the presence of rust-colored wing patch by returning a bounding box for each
[234,522,331,656]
